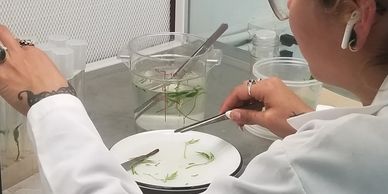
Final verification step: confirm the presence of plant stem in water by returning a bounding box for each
[13,123,22,161]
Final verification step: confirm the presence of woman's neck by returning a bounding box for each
[348,66,387,105]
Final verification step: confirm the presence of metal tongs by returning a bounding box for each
[174,101,263,133]
[134,24,229,119]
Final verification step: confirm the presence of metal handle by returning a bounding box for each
[172,23,228,78]
[174,113,229,133]
[174,100,263,133]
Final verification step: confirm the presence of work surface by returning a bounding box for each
[4,43,362,194]
[82,43,361,186]
[83,51,275,176]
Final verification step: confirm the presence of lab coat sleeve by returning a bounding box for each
[27,94,142,194]
[203,140,306,194]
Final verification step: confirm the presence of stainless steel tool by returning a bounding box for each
[174,101,263,133]
[174,111,232,133]
[121,149,159,171]
[134,24,229,120]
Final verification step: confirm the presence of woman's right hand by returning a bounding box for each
[220,77,314,138]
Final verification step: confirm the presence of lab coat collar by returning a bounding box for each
[288,76,388,131]
[371,75,388,105]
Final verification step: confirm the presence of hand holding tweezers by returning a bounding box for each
[174,101,263,133]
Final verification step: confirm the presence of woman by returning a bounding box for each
[216,0,388,193]
[0,0,387,193]
[222,0,388,139]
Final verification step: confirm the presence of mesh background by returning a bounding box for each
[0,0,171,63]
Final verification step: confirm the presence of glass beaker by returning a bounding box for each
[119,33,222,131]
[0,98,36,188]
[246,57,322,140]
[247,21,280,61]
[252,57,322,109]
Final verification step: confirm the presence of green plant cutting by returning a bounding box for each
[162,85,205,122]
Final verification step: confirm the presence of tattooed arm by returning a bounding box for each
[0,25,143,194]
[18,83,77,107]
[0,25,70,115]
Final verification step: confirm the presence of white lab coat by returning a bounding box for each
[27,76,388,194]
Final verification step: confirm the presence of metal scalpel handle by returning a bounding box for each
[121,149,160,171]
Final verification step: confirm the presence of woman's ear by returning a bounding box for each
[352,0,377,50]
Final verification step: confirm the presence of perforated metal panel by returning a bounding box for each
[0,0,171,189]
[0,0,171,63]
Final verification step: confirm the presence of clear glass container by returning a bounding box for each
[119,33,222,131]
[246,57,323,140]
[0,98,36,189]
[247,21,280,61]
[252,57,322,108]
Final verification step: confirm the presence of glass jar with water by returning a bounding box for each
[119,33,222,131]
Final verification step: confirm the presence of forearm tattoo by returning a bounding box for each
[17,83,77,107]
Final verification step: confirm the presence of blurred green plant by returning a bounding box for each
[160,85,205,122]
[0,123,22,161]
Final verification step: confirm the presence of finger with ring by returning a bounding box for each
[0,45,7,64]
[246,79,257,97]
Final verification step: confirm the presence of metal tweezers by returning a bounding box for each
[174,112,231,133]
[174,101,263,133]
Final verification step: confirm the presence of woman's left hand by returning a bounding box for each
[0,25,68,115]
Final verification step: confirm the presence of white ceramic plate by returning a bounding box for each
[110,130,242,192]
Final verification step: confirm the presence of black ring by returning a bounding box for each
[0,46,7,64]
[19,39,35,47]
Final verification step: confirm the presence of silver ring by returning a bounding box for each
[0,45,7,64]
[19,39,35,47]
[247,79,257,97]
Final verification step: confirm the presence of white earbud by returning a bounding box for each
[341,11,361,50]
